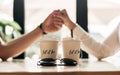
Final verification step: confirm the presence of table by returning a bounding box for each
[0,58,120,75]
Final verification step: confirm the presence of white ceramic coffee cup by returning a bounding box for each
[62,38,80,62]
[40,38,58,59]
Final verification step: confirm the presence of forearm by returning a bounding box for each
[0,26,43,60]
[73,24,120,59]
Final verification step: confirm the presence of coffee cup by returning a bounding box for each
[62,38,80,62]
[40,38,58,59]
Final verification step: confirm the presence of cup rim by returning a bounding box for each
[40,38,58,42]
[62,38,80,42]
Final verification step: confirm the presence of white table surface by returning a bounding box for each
[0,58,120,75]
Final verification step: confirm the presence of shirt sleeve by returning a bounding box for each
[73,24,120,59]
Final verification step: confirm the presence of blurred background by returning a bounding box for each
[0,0,120,60]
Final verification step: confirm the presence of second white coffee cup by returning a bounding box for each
[62,38,81,62]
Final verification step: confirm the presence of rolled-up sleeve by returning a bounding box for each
[73,24,120,59]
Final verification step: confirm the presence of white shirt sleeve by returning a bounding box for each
[73,24,120,59]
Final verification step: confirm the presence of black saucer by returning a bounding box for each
[37,58,77,66]
[60,58,77,66]
[37,58,56,66]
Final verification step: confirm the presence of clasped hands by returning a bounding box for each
[41,9,73,34]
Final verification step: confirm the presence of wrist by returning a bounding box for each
[38,23,47,35]
[65,21,76,30]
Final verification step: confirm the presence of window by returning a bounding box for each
[25,0,76,58]
[88,0,120,60]
[0,0,88,59]
[0,0,13,21]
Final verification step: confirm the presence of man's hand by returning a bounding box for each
[42,10,63,34]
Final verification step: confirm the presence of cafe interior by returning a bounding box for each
[0,0,120,75]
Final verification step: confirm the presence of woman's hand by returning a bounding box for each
[56,9,76,30]
[42,10,63,34]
